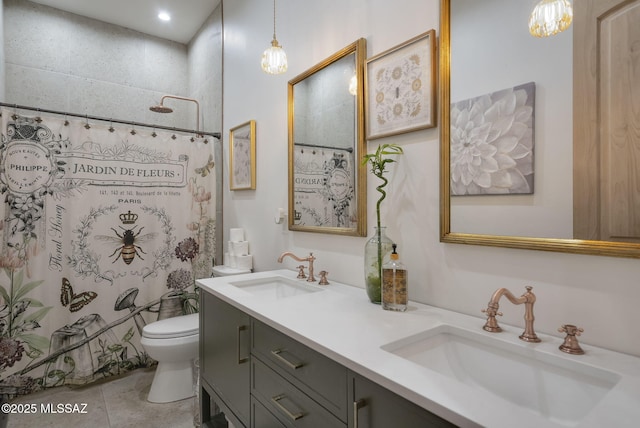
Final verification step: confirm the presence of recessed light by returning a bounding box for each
[158,12,171,22]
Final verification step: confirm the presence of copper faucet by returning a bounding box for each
[277,252,316,282]
[481,286,540,343]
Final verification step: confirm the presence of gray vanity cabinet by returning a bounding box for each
[200,291,251,427]
[201,291,456,428]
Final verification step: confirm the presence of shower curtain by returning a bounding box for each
[0,109,216,396]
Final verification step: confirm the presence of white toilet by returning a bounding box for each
[140,313,199,403]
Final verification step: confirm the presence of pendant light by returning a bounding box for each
[261,0,288,74]
[528,0,573,38]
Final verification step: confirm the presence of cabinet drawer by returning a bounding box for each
[251,358,345,428]
[251,320,347,421]
[251,396,285,428]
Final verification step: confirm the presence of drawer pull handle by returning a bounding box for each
[271,349,304,370]
[271,394,305,421]
[237,325,249,364]
[353,399,365,428]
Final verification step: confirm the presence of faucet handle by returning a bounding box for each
[296,265,306,279]
[559,324,583,336]
[481,308,503,317]
[318,270,329,285]
[558,324,585,355]
[481,307,503,332]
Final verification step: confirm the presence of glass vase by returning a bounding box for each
[364,227,394,303]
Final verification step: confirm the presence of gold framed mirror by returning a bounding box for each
[288,38,367,236]
[440,0,640,258]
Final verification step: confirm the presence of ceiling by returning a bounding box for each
[28,0,221,44]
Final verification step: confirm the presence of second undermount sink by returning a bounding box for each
[381,324,620,426]
[229,276,324,299]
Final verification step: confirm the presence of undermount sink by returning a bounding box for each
[381,324,620,426]
[229,276,324,299]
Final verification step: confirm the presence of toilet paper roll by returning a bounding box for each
[229,228,244,242]
[231,241,249,256]
[235,255,253,271]
[227,254,237,268]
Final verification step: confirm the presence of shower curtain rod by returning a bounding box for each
[0,102,221,139]
[294,142,354,153]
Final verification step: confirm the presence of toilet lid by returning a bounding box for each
[212,265,252,276]
[142,313,199,339]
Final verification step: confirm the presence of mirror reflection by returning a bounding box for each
[288,39,366,236]
[440,0,640,257]
[449,0,572,239]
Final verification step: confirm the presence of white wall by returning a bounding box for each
[223,0,640,357]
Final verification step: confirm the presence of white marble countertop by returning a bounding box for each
[197,269,640,428]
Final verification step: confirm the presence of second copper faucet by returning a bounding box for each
[482,286,540,343]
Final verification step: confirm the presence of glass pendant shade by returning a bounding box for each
[261,39,288,75]
[528,0,573,38]
[261,0,287,75]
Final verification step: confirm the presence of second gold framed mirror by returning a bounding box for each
[288,38,367,236]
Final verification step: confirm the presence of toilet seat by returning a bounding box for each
[142,313,199,339]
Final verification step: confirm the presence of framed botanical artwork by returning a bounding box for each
[365,30,437,140]
[229,120,256,190]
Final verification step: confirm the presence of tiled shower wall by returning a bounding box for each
[0,1,4,100]
[2,0,222,134]
[188,7,223,135]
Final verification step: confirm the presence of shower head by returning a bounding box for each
[149,95,202,136]
[149,104,173,113]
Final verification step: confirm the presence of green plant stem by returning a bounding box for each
[375,176,388,282]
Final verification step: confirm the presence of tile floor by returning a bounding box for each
[5,368,196,428]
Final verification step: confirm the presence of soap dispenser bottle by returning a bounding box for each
[382,244,407,312]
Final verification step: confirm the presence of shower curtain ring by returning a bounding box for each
[35,108,42,123]
[130,121,136,135]
[84,114,91,129]
[108,119,115,133]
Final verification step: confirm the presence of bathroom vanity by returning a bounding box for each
[197,270,640,428]
[199,291,451,427]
